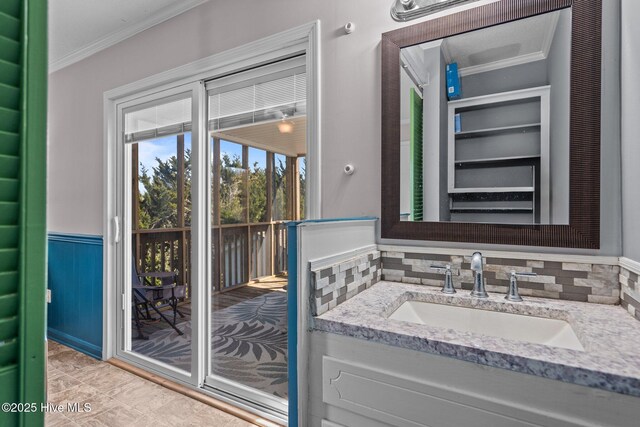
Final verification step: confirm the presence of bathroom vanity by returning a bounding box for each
[308,280,640,427]
[296,0,638,426]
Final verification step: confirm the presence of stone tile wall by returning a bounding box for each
[620,266,640,321]
[311,251,381,316]
[381,251,620,304]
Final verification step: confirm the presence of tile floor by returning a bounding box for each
[46,340,256,426]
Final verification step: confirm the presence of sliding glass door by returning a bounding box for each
[114,57,306,415]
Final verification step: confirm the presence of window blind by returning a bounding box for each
[208,72,306,132]
[122,67,307,142]
[124,96,192,143]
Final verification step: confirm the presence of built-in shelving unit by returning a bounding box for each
[448,86,550,224]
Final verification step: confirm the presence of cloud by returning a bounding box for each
[136,133,192,172]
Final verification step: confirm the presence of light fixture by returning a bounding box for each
[277,114,294,134]
[391,0,482,22]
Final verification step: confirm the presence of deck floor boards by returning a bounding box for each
[133,276,287,336]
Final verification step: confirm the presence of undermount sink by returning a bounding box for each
[389,300,584,351]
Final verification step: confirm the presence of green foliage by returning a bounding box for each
[138,148,191,229]
[249,161,267,223]
[137,139,302,229]
[299,158,306,219]
[219,153,246,224]
[273,157,287,220]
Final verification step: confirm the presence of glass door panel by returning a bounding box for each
[209,135,289,406]
[204,57,307,414]
[122,93,194,376]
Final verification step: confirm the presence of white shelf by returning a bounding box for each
[449,187,535,194]
[454,155,540,167]
[454,123,541,140]
[450,207,534,213]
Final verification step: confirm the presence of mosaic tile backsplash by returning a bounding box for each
[621,266,640,321]
[381,251,620,305]
[309,247,640,325]
[311,251,381,316]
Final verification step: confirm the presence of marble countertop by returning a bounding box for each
[313,281,640,397]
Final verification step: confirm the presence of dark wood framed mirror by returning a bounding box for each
[381,0,601,248]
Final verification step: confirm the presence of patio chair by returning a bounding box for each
[132,261,186,340]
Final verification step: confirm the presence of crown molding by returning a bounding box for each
[49,0,209,73]
[443,9,560,77]
[459,51,547,77]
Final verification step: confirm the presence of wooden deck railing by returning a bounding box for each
[133,221,287,295]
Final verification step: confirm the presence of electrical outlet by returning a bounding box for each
[46,289,52,303]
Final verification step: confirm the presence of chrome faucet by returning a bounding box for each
[507,270,537,302]
[431,264,456,294]
[470,252,489,298]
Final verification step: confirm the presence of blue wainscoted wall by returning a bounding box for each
[47,233,103,359]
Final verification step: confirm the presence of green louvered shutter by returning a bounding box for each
[410,88,423,221]
[0,1,47,426]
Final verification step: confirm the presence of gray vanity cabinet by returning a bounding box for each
[308,332,639,427]
[447,86,550,224]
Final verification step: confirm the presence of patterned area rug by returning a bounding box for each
[131,292,288,398]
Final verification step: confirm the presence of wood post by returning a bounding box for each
[132,144,141,269]
[176,134,188,287]
[213,138,222,292]
[267,152,275,276]
[242,145,250,282]
[177,134,185,228]
[286,156,300,220]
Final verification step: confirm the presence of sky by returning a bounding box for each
[137,134,273,173]
[137,133,191,173]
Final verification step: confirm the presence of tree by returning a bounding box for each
[249,161,267,223]
[219,153,245,224]
[299,157,306,219]
[136,143,191,278]
[273,157,287,220]
[138,148,191,229]
[137,141,299,227]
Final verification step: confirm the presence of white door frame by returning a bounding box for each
[102,19,320,418]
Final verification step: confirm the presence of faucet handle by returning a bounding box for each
[506,271,537,302]
[431,264,456,294]
[513,271,537,278]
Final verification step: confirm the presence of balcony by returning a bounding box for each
[129,132,304,399]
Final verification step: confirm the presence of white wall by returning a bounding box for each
[621,0,640,262]
[48,0,432,235]
[48,0,622,256]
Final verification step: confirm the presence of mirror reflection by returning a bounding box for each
[399,9,571,225]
